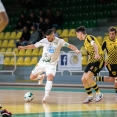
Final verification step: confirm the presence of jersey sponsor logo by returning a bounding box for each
[47,46,55,53]
[61,55,67,66]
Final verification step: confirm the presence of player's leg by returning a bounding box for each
[42,65,56,102]
[94,76,114,82]
[82,73,94,104]
[114,82,117,98]
[0,1,9,32]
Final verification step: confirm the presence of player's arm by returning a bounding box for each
[18,44,36,50]
[0,1,9,32]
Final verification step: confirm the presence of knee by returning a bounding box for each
[30,74,37,80]
[47,74,54,81]
[109,78,115,82]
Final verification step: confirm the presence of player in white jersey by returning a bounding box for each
[18,29,80,102]
[0,0,9,32]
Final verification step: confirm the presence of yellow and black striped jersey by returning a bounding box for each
[84,35,104,63]
[102,38,117,64]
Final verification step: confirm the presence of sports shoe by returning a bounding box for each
[0,109,12,117]
[42,95,49,103]
[95,93,103,102]
[83,96,94,104]
[38,74,46,85]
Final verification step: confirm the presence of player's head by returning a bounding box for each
[45,29,54,42]
[109,26,117,41]
[76,26,86,40]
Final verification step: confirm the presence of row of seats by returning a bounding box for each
[4,57,38,66]
[4,56,88,66]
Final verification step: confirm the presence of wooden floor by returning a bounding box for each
[0,86,117,117]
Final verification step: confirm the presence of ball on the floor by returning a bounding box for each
[24,92,34,102]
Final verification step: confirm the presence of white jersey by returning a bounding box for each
[35,37,69,65]
[0,0,5,12]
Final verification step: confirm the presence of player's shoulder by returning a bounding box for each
[39,38,48,42]
[54,37,63,42]
[87,35,96,40]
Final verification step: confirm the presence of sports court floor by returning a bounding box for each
[0,86,117,117]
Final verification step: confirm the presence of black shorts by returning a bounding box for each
[106,64,117,77]
[85,61,104,76]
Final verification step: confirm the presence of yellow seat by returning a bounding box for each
[0,32,4,39]
[97,36,103,45]
[13,48,19,56]
[82,56,87,66]
[25,49,32,56]
[68,29,76,37]
[8,40,15,47]
[39,48,43,56]
[61,29,69,38]
[4,57,10,65]
[4,32,11,39]
[80,46,87,56]
[0,40,2,46]
[32,48,39,56]
[23,57,31,66]
[63,38,68,42]
[105,33,108,36]
[103,36,109,43]
[56,29,62,37]
[30,57,38,65]
[1,40,8,47]
[6,48,12,56]
[9,32,17,39]
[0,48,6,53]
[18,49,25,56]
[16,31,22,39]
[16,57,24,66]
[9,57,16,66]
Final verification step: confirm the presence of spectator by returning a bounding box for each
[38,9,45,19]
[14,22,23,32]
[52,27,59,37]
[27,24,40,45]
[15,26,31,48]
[53,10,63,28]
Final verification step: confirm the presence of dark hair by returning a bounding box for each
[109,26,117,33]
[76,26,86,34]
[45,29,54,36]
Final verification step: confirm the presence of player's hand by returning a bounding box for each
[94,54,100,59]
[18,46,25,50]
[75,50,80,54]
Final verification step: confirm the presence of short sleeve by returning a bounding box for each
[0,1,5,12]
[34,39,45,48]
[60,39,70,47]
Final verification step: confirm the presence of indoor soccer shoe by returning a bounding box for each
[0,109,12,117]
[38,74,45,85]
[83,96,94,104]
[95,93,103,102]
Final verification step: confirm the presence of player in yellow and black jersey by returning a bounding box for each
[94,26,117,99]
[76,26,104,104]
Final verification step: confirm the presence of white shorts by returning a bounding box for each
[31,62,56,76]
[0,1,5,12]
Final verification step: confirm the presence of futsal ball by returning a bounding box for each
[24,92,34,102]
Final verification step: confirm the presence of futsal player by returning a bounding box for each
[0,0,9,32]
[76,26,104,103]
[18,29,80,102]
[93,26,117,98]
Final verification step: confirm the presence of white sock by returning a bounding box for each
[45,81,52,96]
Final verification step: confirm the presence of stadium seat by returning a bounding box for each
[4,32,10,39]
[30,57,38,65]
[97,36,103,45]
[0,32,4,39]
[9,57,16,66]
[32,48,39,56]
[69,21,76,29]
[23,57,31,66]
[68,29,76,37]
[18,49,25,56]
[16,57,24,66]
[56,29,62,37]
[1,40,8,47]
[25,49,32,56]
[82,56,87,66]
[103,36,109,42]
[16,31,22,39]
[61,22,69,29]
[80,46,87,56]
[39,48,43,56]
[6,48,12,56]
[13,48,19,56]
[8,40,15,47]
[4,57,10,66]
[9,32,17,39]
[63,38,68,42]
[0,40,1,46]
[0,48,6,53]
[61,29,69,38]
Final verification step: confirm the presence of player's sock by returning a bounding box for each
[92,82,100,94]
[95,76,104,82]
[84,86,93,97]
[45,81,52,96]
